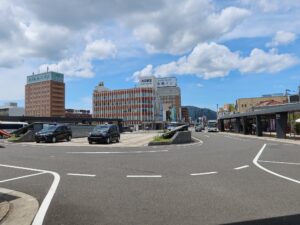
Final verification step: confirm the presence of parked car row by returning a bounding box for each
[35,124,121,144]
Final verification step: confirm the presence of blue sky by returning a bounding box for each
[0,0,300,111]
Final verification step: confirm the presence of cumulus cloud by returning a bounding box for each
[39,39,117,77]
[266,31,297,47]
[131,2,251,54]
[239,48,298,73]
[1,0,251,61]
[132,42,299,80]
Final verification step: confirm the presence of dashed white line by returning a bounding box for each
[67,150,169,154]
[234,165,249,170]
[204,135,210,138]
[0,172,45,183]
[253,144,300,184]
[258,160,300,166]
[126,175,162,178]
[0,163,60,225]
[67,173,96,177]
[190,171,218,176]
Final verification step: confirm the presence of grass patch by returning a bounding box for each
[152,135,172,143]
[7,135,21,142]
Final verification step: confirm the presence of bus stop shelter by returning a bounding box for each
[218,102,300,139]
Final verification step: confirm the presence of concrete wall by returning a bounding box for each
[171,131,191,144]
[69,125,95,138]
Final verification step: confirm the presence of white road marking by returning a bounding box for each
[191,136,204,144]
[190,171,218,176]
[67,150,169,154]
[253,144,300,184]
[234,165,249,170]
[0,172,45,183]
[67,173,96,177]
[258,160,300,166]
[204,135,210,138]
[126,175,162,178]
[0,163,60,225]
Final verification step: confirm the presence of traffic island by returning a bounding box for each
[149,131,192,146]
[0,188,39,225]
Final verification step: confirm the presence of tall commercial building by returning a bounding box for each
[25,71,65,117]
[156,77,181,121]
[93,82,162,126]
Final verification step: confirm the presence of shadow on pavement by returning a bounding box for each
[221,214,300,225]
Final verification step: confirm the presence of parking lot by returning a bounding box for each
[11,131,160,147]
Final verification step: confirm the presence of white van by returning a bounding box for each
[207,120,218,132]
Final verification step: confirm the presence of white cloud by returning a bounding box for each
[0,0,251,62]
[131,2,251,54]
[239,48,298,73]
[39,39,117,77]
[132,42,299,80]
[83,39,117,60]
[266,31,297,47]
[196,83,204,88]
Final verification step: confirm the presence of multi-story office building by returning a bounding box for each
[25,71,65,117]
[156,77,181,121]
[93,82,161,125]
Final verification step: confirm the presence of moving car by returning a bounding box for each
[195,123,204,132]
[207,120,218,132]
[88,124,120,144]
[35,124,72,143]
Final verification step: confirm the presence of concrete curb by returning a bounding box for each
[0,201,10,222]
[220,132,300,145]
[0,188,39,225]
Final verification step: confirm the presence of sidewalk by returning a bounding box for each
[220,131,300,145]
[0,188,38,225]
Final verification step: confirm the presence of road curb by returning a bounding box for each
[0,201,10,222]
[0,187,39,225]
[220,132,300,145]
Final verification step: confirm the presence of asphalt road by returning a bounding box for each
[0,132,299,225]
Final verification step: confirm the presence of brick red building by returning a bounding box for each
[25,72,65,117]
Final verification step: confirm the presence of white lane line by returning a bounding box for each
[0,172,45,183]
[67,150,169,154]
[190,171,218,176]
[191,136,204,144]
[258,160,300,166]
[67,173,96,177]
[126,175,162,178]
[234,165,249,170]
[204,135,210,138]
[0,163,60,225]
[253,144,300,184]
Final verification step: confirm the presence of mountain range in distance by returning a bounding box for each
[183,106,217,121]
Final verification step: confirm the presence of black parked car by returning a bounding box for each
[35,125,72,143]
[88,124,120,144]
